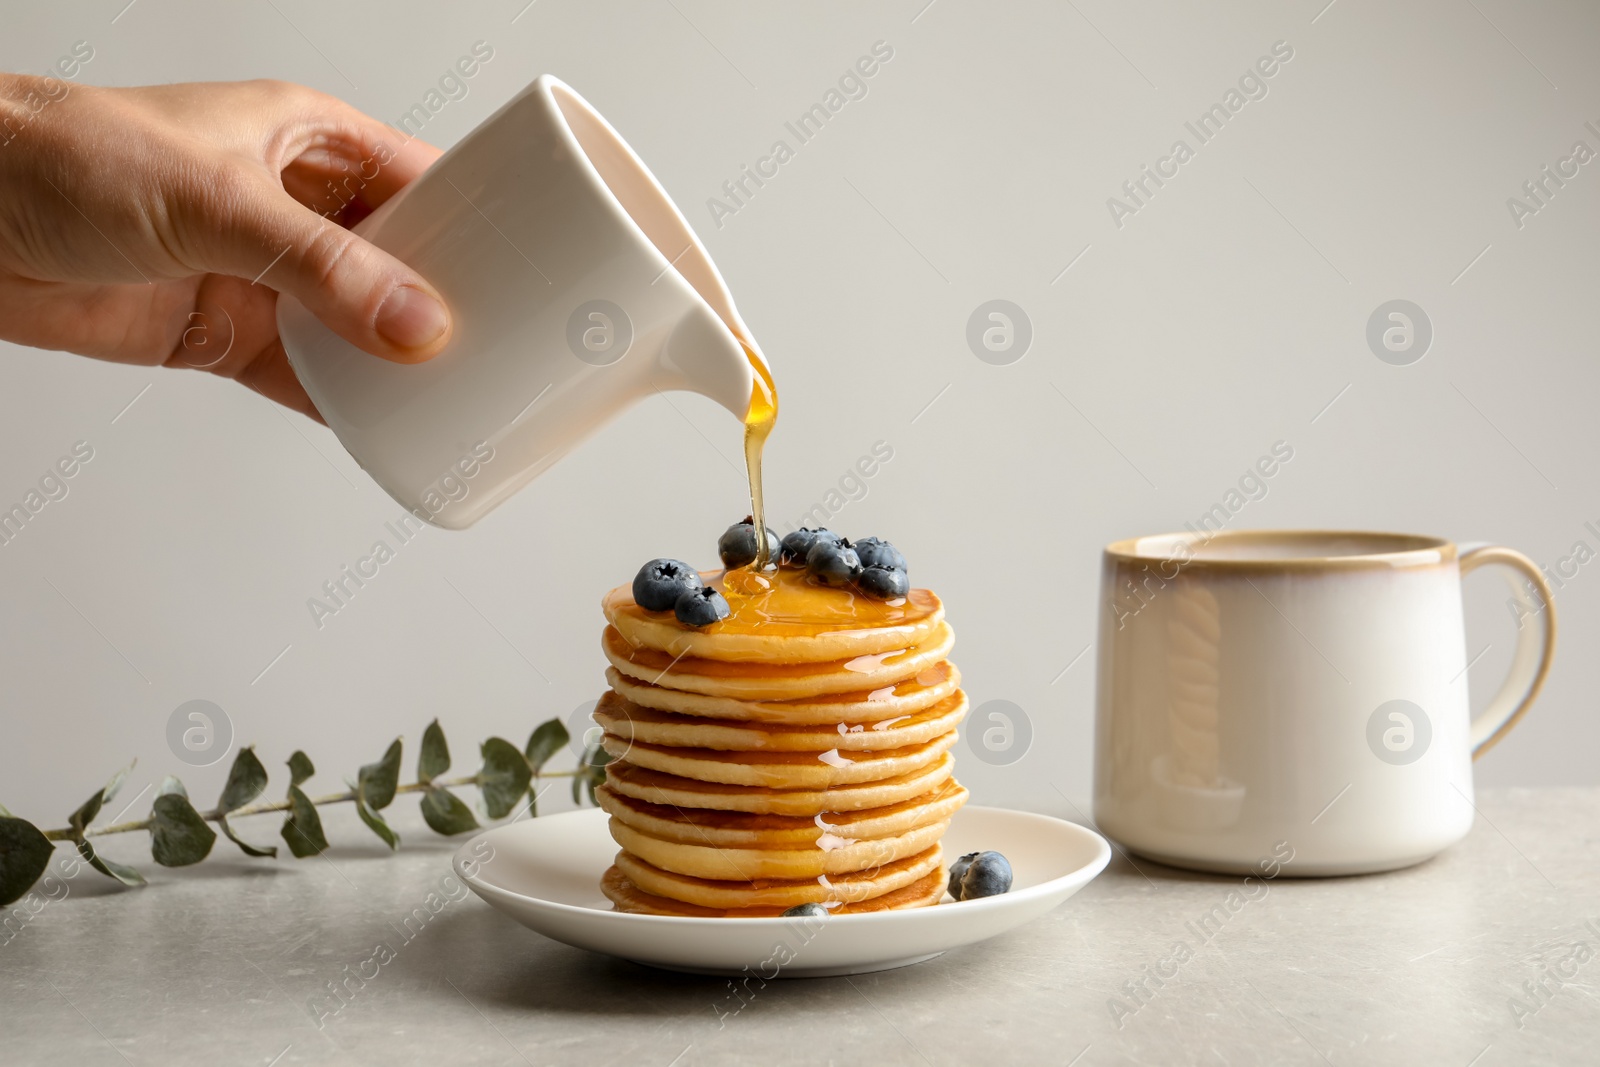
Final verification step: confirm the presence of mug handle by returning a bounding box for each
[1459,544,1558,758]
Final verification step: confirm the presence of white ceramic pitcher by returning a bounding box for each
[278,75,768,529]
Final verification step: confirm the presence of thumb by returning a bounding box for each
[212,175,451,363]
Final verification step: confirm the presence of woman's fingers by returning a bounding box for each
[275,109,444,225]
[0,76,452,418]
[190,169,451,363]
[244,93,453,366]
[231,339,324,422]
[165,273,322,420]
[0,270,322,421]
[119,80,455,364]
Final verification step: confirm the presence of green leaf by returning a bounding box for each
[420,787,479,836]
[573,741,612,807]
[524,719,569,772]
[69,790,104,834]
[158,775,187,798]
[356,795,399,850]
[211,747,275,857]
[419,720,450,784]
[149,792,216,867]
[101,762,134,806]
[353,737,404,850]
[479,738,532,820]
[67,763,146,887]
[522,719,570,818]
[76,839,145,887]
[0,816,55,906]
[68,761,135,836]
[280,785,328,858]
[218,747,269,813]
[217,814,276,858]
[287,750,315,787]
[358,739,403,811]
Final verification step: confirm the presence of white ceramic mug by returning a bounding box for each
[278,75,767,529]
[1092,530,1556,876]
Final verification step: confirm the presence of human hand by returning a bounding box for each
[0,75,452,419]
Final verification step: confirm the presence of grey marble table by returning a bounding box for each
[4,788,1597,1066]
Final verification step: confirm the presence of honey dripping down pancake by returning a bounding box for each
[595,779,969,849]
[603,756,958,816]
[592,687,968,750]
[601,526,967,916]
[602,619,955,701]
[604,661,961,726]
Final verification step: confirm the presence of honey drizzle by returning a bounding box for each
[741,343,778,573]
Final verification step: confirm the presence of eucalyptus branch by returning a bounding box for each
[38,769,583,841]
[0,716,614,908]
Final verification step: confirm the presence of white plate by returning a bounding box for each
[453,805,1111,977]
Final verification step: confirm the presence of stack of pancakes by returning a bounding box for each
[594,567,968,917]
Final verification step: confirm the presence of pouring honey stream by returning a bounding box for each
[724,350,915,626]
[738,341,779,579]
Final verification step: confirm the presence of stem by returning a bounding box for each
[39,770,580,842]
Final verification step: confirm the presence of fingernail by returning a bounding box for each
[376,285,449,350]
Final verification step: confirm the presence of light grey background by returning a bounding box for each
[1,0,1596,827]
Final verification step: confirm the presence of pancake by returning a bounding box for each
[595,555,967,917]
[606,662,961,726]
[592,687,968,752]
[603,623,955,700]
[608,815,950,880]
[600,730,958,790]
[603,568,944,664]
[601,865,946,917]
[594,780,969,850]
[605,754,957,815]
[613,844,943,908]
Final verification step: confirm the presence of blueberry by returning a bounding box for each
[780,527,841,567]
[947,852,977,899]
[856,565,910,600]
[806,539,862,587]
[633,559,702,612]
[718,516,780,569]
[782,902,829,918]
[955,851,1013,901]
[853,537,907,573]
[674,585,730,627]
